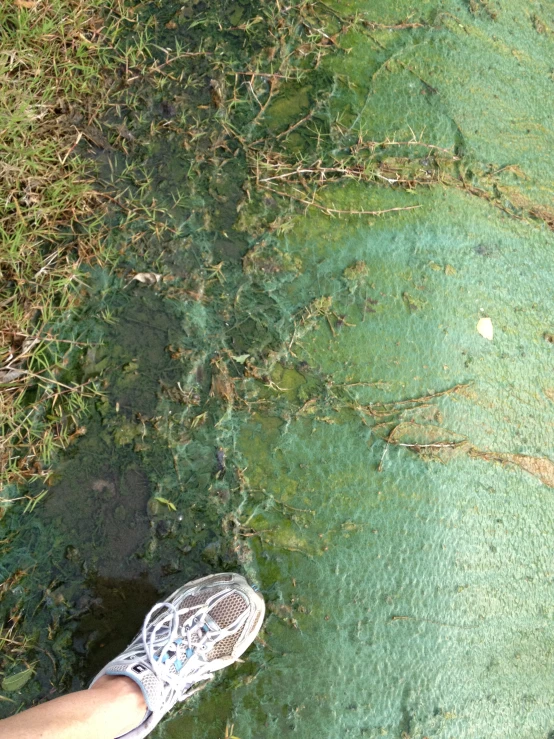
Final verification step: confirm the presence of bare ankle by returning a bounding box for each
[91,674,147,711]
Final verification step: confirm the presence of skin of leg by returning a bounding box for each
[0,675,147,739]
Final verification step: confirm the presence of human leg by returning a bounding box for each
[0,675,146,739]
[0,573,264,739]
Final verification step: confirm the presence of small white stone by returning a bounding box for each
[477,316,494,341]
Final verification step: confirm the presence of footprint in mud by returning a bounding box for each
[42,455,152,580]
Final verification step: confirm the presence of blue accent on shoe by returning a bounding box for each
[185,647,194,658]
[162,654,169,664]
[153,655,159,661]
[174,659,183,672]
[202,625,209,633]
[175,638,183,645]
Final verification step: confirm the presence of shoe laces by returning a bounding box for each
[141,588,249,696]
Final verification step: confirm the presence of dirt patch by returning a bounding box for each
[470,450,554,488]
[43,458,152,580]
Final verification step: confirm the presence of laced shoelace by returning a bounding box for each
[140,589,249,695]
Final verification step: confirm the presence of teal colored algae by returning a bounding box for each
[3,0,554,737]
[164,1,554,738]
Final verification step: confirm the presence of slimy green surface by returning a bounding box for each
[3,0,554,736]
[165,1,554,736]
[224,203,554,739]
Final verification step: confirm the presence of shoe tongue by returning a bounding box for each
[105,661,164,714]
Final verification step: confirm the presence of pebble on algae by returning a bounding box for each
[477,316,493,341]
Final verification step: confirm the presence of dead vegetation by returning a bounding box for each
[0,0,123,490]
[206,0,553,232]
[374,416,554,489]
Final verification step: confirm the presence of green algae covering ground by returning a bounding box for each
[165,1,554,737]
[3,0,554,737]
[227,207,554,739]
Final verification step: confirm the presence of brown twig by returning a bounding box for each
[261,185,422,216]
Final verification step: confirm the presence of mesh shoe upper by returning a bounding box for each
[179,586,250,660]
[90,573,265,739]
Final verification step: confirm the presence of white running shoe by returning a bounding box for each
[90,572,265,738]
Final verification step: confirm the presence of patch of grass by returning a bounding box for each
[0,0,129,493]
